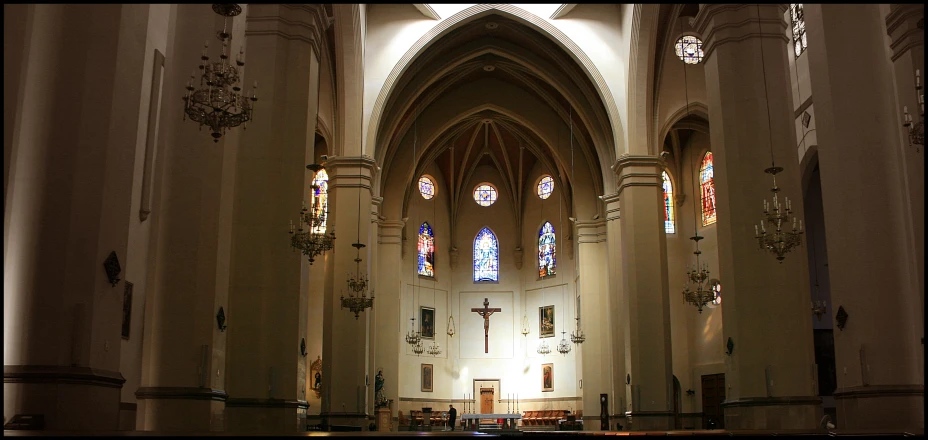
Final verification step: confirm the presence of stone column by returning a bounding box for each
[574,219,613,430]
[694,4,819,429]
[612,155,674,430]
[320,155,376,429]
[3,4,155,430]
[885,4,925,339]
[375,219,405,425]
[223,4,325,432]
[601,192,628,426]
[803,4,924,431]
[135,4,246,431]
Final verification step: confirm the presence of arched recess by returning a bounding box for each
[367,4,624,183]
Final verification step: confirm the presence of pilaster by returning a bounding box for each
[601,192,628,427]
[695,4,819,430]
[320,155,377,429]
[612,155,674,431]
[374,219,404,428]
[805,4,923,431]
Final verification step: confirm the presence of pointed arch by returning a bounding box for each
[662,171,676,234]
[538,221,556,278]
[311,170,329,234]
[418,222,436,277]
[473,227,499,282]
[699,151,717,226]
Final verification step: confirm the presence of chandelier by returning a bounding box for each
[521,315,530,337]
[183,4,257,143]
[341,245,374,319]
[570,317,586,344]
[682,239,716,313]
[412,339,424,356]
[536,340,551,356]
[812,300,827,321]
[447,315,455,338]
[754,167,803,262]
[289,164,335,264]
[427,340,442,356]
[557,331,571,355]
[406,318,421,345]
[751,4,802,262]
[902,69,924,149]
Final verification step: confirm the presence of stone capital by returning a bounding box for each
[885,4,925,61]
[246,4,329,61]
[611,154,662,196]
[323,155,377,190]
[693,4,789,61]
[599,192,621,221]
[575,220,607,244]
[377,219,405,245]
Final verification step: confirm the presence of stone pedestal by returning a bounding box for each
[376,407,392,432]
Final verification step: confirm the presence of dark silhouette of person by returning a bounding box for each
[448,404,457,431]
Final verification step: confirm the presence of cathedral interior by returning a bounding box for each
[3,3,924,435]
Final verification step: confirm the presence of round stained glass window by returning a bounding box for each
[418,175,436,200]
[537,175,554,200]
[473,183,498,207]
[675,35,704,65]
[709,279,722,306]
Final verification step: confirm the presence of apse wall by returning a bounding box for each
[395,161,582,415]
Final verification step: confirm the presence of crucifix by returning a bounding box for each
[471,298,501,353]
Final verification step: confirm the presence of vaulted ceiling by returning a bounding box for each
[376,13,614,222]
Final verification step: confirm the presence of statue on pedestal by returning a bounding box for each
[375,369,388,408]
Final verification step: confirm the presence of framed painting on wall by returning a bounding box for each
[422,363,434,392]
[539,305,555,338]
[420,306,435,339]
[542,363,554,392]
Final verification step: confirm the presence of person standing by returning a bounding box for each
[448,404,457,431]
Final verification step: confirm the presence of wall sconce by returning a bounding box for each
[811,300,827,321]
[685,389,695,396]
[216,307,227,332]
[103,251,122,287]
[835,306,848,331]
[300,338,307,357]
[725,337,734,356]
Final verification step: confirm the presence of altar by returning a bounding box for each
[461,413,522,430]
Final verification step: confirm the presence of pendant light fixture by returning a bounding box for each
[340,157,374,318]
[566,105,585,345]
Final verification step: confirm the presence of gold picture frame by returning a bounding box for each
[539,305,555,338]
[310,355,322,398]
[542,363,554,392]
[421,363,434,392]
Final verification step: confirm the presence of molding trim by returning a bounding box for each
[135,387,228,401]
[226,398,309,409]
[4,365,126,389]
[720,395,821,408]
[885,4,925,61]
[550,4,577,20]
[413,4,440,20]
[693,4,789,61]
[794,95,814,119]
[623,410,676,417]
[833,385,924,400]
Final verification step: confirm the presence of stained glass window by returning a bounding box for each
[473,183,498,207]
[675,35,704,65]
[710,279,722,306]
[662,171,675,234]
[418,222,435,277]
[790,4,807,57]
[700,152,717,226]
[418,175,435,200]
[537,175,554,200]
[538,221,556,278]
[473,227,499,282]
[311,169,329,234]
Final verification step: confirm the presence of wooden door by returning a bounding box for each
[480,388,494,415]
[701,373,725,429]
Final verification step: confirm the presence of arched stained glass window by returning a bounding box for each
[311,169,329,234]
[537,175,554,200]
[418,222,435,277]
[662,171,676,234]
[700,152,717,226]
[418,175,435,200]
[538,221,556,278]
[473,183,498,207]
[473,227,499,282]
[675,35,704,65]
[790,4,807,57]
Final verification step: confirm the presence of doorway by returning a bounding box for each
[701,373,725,429]
[673,375,682,429]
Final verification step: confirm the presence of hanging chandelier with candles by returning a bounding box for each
[427,340,442,357]
[570,317,586,344]
[557,330,571,355]
[183,4,257,143]
[537,339,551,356]
[289,163,335,264]
[682,234,716,312]
[406,317,421,346]
[340,158,374,319]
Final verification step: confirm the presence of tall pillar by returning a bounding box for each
[613,155,674,430]
[804,4,924,431]
[374,219,405,422]
[574,220,612,429]
[135,4,245,431]
[885,4,924,340]
[694,4,819,429]
[320,156,375,429]
[602,193,629,426]
[3,4,153,430]
[223,4,325,432]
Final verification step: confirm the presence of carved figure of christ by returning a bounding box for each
[471,298,501,353]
